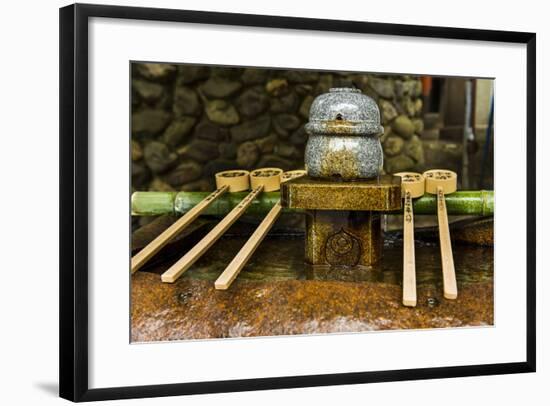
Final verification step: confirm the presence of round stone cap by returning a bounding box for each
[305,87,383,136]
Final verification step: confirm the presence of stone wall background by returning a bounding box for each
[131,63,425,192]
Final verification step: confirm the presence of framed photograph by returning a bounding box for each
[59,3,536,402]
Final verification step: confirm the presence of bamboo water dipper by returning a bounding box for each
[161,168,283,283]
[423,169,458,300]
[130,170,249,274]
[215,170,307,290]
[395,172,425,307]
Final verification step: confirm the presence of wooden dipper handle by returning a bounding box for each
[131,170,250,274]
[161,185,264,283]
[161,168,283,284]
[423,169,458,300]
[130,186,228,274]
[215,169,302,290]
[215,201,283,290]
[402,190,416,306]
[436,186,458,299]
[395,172,425,307]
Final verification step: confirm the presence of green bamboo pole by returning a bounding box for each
[131,191,178,216]
[132,190,494,217]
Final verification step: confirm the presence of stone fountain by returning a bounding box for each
[281,88,402,267]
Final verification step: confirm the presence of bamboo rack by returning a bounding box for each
[131,190,494,217]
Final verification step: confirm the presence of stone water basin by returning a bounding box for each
[131,216,493,342]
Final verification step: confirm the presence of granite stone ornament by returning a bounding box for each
[304,87,384,179]
[281,89,401,268]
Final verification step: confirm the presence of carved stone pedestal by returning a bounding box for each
[281,175,402,267]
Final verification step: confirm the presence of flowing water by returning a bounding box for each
[143,233,493,287]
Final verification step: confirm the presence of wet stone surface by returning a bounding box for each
[132,272,493,341]
[131,232,494,342]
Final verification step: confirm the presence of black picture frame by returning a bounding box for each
[59,3,536,402]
